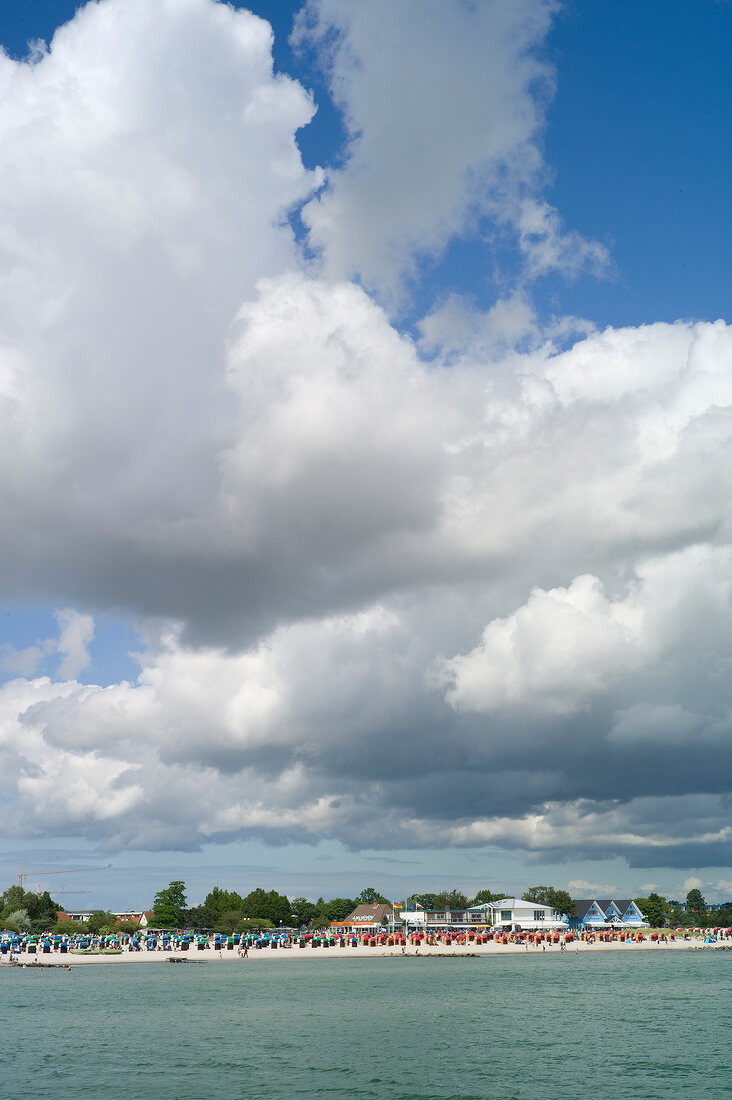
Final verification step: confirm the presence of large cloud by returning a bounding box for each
[0,0,320,626]
[292,0,608,297]
[0,0,731,873]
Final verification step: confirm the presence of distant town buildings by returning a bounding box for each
[56,909,155,926]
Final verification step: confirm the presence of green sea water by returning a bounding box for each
[2,952,731,1098]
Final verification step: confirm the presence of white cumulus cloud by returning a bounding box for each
[293,0,607,298]
[0,0,731,874]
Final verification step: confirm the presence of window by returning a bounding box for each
[500,910,512,922]
[533,911,545,921]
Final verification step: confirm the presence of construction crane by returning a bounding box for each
[46,889,92,897]
[17,866,109,889]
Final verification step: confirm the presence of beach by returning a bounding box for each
[3,933,729,965]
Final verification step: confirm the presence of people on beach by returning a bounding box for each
[2,921,730,966]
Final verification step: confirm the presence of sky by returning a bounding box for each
[0,0,731,913]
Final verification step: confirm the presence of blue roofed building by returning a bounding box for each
[568,899,648,931]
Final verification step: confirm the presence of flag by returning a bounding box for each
[415,903,424,909]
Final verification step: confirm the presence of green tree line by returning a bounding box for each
[150,882,582,931]
[7,879,728,936]
[635,888,732,929]
[0,884,63,933]
[0,883,143,936]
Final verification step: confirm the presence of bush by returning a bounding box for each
[5,909,31,930]
[53,921,85,935]
[235,917,274,932]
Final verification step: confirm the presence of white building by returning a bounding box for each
[488,897,567,931]
[398,897,566,932]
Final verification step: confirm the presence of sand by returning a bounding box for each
[3,935,728,966]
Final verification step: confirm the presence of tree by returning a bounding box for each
[685,887,706,914]
[215,909,248,934]
[87,910,116,934]
[302,896,355,927]
[241,888,293,925]
[635,893,672,928]
[357,887,389,905]
[2,885,26,913]
[714,903,732,927]
[115,920,140,935]
[434,890,469,910]
[153,881,187,927]
[291,898,318,926]
[547,890,575,918]
[1,886,61,926]
[320,898,355,923]
[522,886,575,917]
[53,920,84,935]
[182,904,217,931]
[470,889,502,906]
[30,890,60,922]
[407,893,439,910]
[522,885,551,904]
[235,917,274,932]
[5,908,31,930]
[204,887,245,920]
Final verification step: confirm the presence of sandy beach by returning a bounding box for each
[3,935,729,966]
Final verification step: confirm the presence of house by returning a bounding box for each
[674,899,732,913]
[397,905,489,930]
[568,899,647,930]
[55,909,155,926]
[397,898,566,932]
[485,898,566,931]
[114,910,144,926]
[330,903,395,934]
[55,909,96,923]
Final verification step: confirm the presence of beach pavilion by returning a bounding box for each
[330,903,396,935]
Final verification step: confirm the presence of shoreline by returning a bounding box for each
[3,937,730,966]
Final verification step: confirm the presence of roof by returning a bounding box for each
[572,900,640,921]
[493,898,555,911]
[344,903,394,923]
[330,920,377,928]
[573,900,602,920]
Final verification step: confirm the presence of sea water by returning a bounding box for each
[2,951,731,1098]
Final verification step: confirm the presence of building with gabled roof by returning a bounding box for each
[569,899,647,929]
[330,903,395,933]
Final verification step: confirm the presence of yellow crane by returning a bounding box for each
[17,866,109,889]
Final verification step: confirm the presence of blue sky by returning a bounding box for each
[1,0,731,911]
[5,0,729,331]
